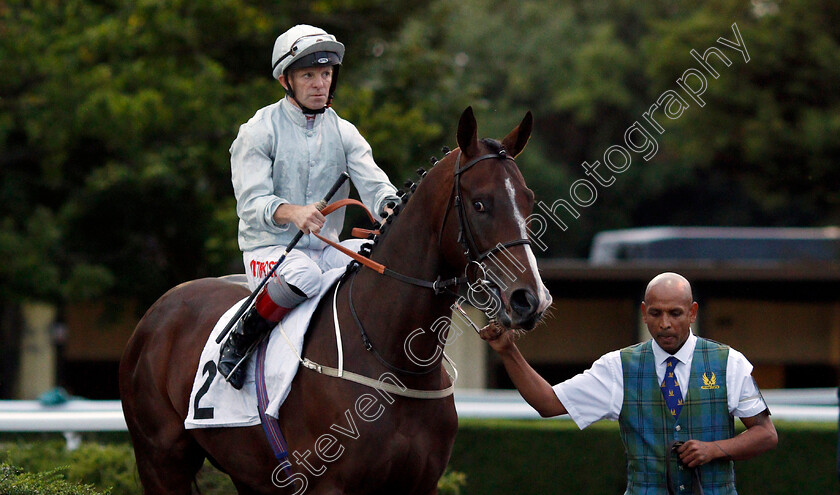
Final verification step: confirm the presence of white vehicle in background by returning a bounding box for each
[589,226,840,265]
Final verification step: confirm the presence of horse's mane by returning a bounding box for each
[353,138,505,261]
[353,160,432,260]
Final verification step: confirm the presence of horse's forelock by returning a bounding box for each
[473,138,528,189]
[479,138,503,154]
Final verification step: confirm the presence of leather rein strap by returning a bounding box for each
[292,151,533,397]
[665,441,704,495]
[281,197,465,399]
[313,198,466,294]
[315,198,383,274]
[317,148,532,291]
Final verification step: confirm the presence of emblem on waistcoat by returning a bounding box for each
[701,372,720,389]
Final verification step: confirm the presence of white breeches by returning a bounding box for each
[243,239,367,307]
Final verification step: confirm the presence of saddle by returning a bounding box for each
[184,268,345,430]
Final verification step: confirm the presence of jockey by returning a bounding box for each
[220,24,400,389]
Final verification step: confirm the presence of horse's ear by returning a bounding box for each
[501,111,533,158]
[457,106,479,157]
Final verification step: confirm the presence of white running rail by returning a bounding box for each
[0,388,837,433]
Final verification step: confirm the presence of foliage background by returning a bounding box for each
[1,419,837,494]
[2,0,838,308]
[0,0,837,487]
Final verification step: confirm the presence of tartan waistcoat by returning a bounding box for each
[619,338,736,495]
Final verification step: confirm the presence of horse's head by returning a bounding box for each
[440,106,553,330]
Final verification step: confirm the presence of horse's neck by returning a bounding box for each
[350,185,456,373]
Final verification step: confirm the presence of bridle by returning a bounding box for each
[313,147,534,376]
[439,149,532,265]
[350,147,532,375]
[666,441,704,495]
[319,146,533,295]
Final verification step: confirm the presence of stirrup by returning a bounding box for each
[219,333,269,389]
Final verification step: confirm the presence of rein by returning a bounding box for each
[316,147,533,290]
[312,199,462,377]
[299,150,533,389]
[666,441,704,495]
[286,197,458,396]
[314,199,467,295]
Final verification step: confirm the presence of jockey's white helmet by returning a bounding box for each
[271,25,345,81]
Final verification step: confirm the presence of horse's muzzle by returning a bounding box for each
[509,288,541,330]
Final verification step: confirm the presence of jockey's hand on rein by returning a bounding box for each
[298,203,326,234]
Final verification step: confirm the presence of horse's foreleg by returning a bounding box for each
[133,437,204,495]
[123,359,206,494]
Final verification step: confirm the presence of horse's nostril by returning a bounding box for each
[510,289,538,316]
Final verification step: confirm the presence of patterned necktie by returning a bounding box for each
[661,356,684,419]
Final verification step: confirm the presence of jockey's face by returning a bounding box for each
[641,280,697,354]
[281,66,333,110]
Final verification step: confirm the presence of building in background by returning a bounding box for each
[32,227,840,399]
[487,226,840,390]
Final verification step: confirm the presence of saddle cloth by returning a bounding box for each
[184,268,344,429]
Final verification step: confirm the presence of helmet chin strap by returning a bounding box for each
[285,79,327,115]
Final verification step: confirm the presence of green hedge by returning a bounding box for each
[0,463,106,495]
[0,419,836,494]
[449,419,839,495]
[0,438,465,494]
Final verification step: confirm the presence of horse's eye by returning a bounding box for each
[473,200,486,212]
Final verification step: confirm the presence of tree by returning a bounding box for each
[0,0,436,311]
[1,0,837,309]
[639,0,840,227]
[360,0,840,256]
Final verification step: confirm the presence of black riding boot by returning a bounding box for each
[218,306,276,390]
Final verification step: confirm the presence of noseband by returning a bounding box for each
[440,149,532,264]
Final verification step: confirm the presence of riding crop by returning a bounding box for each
[215,171,351,345]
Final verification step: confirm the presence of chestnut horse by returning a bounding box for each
[119,107,551,494]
